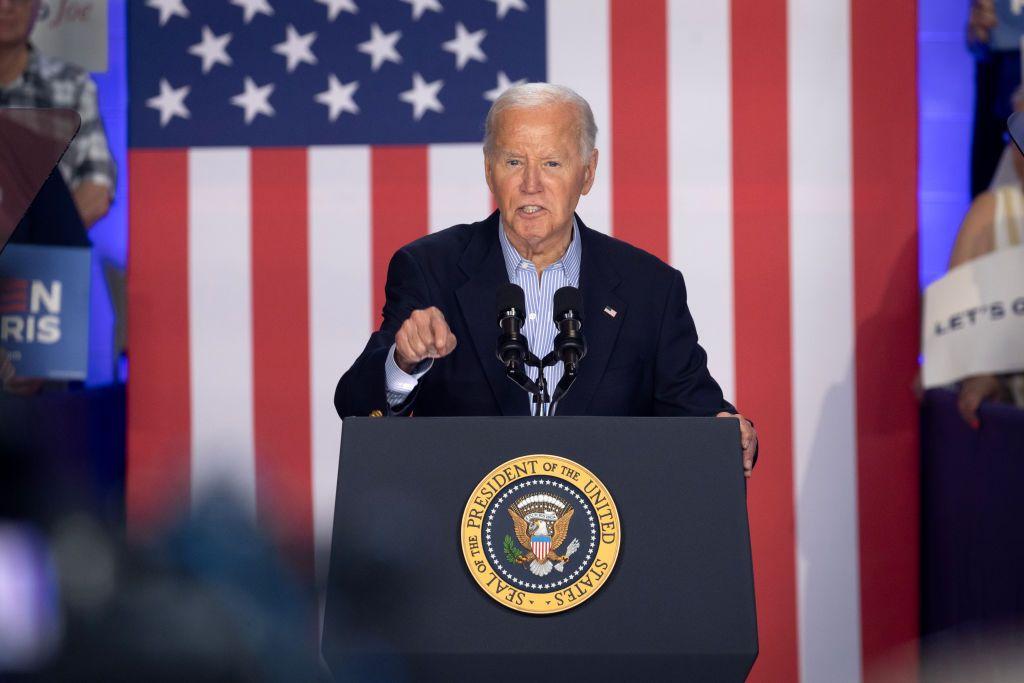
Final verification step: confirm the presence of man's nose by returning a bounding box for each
[519,162,542,193]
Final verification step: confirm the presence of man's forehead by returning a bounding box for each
[491,110,579,150]
[494,145,571,158]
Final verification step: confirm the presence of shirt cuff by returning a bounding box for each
[384,343,432,407]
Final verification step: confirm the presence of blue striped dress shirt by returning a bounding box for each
[384,219,582,408]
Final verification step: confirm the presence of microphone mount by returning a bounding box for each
[495,284,588,417]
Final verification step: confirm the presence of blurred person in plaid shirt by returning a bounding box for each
[0,0,115,229]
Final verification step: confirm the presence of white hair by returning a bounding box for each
[483,82,597,162]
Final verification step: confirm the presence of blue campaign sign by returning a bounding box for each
[0,244,91,380]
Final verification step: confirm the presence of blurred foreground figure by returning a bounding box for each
[0,0,115,228]
[0,428,324,681]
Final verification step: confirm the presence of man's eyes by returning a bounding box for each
[504,159,562,167]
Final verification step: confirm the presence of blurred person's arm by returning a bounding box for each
[947,190,1006,425]
[0,348,43,396]
[949,190,996,268]
[72,181,112,229]
[69,77,116,228]
[958,374,1009,427]
[0,349,13,386]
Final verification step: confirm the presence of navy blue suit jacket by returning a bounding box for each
[334,212,734,419]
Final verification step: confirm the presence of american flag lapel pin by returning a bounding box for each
[603,306,617,318]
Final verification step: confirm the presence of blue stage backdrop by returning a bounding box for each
[918,0,974,289]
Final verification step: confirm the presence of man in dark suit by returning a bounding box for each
[335,83,757,476]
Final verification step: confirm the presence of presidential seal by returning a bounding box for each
[460,454,621,615]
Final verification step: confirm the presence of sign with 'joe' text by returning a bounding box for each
[922,244,1024,388]
[29,0,108,73]
[0,244,90,380]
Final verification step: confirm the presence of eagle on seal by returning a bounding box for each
[508,495,575,577]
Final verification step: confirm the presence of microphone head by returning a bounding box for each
[496,283,526,323]
[553,286,583,322]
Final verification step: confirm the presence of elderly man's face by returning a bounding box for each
[485,103,597,255]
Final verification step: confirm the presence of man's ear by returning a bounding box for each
[581,148,598,196]
[484,154,495,195]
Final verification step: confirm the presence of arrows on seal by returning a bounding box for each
[554,538,580,572]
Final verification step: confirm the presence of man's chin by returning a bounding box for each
[506,211,572,234]
[506,221,558,246]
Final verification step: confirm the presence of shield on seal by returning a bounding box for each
[531,536,551,560]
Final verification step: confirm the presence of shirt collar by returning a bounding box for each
[498,217,582,284]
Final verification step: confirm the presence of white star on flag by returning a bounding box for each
[231,77,275,124]
[358,23,402,72]
[188,26,232,74]
[230,0,273,24]
[399,72,444,120]
[484,70,526,101]
[146,0,188,26]
[315,0,357,21]
[442,22,486,71]
[315,75,360,121]
[400,0,442,21]
[273,24,318,72]
[487,0,527,20]
[146,78,190,126]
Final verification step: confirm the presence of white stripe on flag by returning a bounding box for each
[188,148,257,518]
[547,0,612,235]
[667,0,736,401]
[429,143,491,232]
[788,0,863,679]
[309,146,373,587]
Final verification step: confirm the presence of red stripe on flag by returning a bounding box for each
[371,147,429,327]
[851,2,920,676]
[126,149,191,533]
[610,0,669,262]
[251,148,314,576]
[731,1,799,680]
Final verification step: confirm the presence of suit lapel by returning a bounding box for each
[556,217,626,415]
[454,212,526,415]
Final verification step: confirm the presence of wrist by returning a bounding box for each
[395,350,417,375]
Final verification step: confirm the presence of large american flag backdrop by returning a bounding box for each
[126,1,918,680]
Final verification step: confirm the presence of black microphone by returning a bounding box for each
[496,283,529,368]
[553,286,586,374]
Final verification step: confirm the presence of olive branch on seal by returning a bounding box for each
[503,535,523,564]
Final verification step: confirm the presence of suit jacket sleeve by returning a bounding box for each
[334,247,431,419]
[652,268,737,417]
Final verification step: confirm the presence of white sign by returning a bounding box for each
[922,244,1024,388]
[29,0,108,73]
